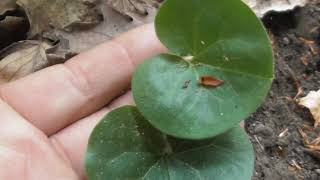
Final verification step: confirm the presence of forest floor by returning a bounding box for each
[246,3,320,180]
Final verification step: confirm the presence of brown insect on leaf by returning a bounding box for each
[199,75,224,87]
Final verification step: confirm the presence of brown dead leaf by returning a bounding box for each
[199,76,224,87]
[0,16,29,49]
[108,0,163,17]
[43,0,158,53]
[0,0,16,18]
[17,0,101,36]
[298,90,320,127]
[0,40,69,84]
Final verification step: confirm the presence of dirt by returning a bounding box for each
[245,3,320,180]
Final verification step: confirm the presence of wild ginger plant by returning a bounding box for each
[85,0,274,179]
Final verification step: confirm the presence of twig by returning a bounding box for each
[298,127,310,145]
[299,37,318,55]
[291,160,302,171]
[254,135,264,150]
[279,128,289,137]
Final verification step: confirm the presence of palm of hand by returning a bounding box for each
[0,102,78,179]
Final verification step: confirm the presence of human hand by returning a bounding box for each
[0,24,165,180]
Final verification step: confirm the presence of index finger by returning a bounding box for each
[0,23,166,135]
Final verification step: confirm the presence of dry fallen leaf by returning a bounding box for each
[0,0,160,76]
[108,0,162,17]
[298,90,320,127]
[43,0,158,53]
[39,0,306,57]
[0,0,16,18]
[242,0,308,17]
[17,0,101,36]
[0,40,70,84]
[0,16,29,49]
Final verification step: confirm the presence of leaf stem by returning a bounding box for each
[162,134,173,155]
[182,55,194,62]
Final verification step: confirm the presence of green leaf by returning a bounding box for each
[132,0,274,139]
[86,106,254,180]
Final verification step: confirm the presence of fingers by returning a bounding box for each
[0,23,166,135]
[50,91,134,179]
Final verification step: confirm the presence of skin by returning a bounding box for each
[0,24,166,180]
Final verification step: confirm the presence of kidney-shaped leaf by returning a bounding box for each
[132,0,274,139]
[86,106,254,180]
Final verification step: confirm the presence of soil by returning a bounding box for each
[245,3,320,180]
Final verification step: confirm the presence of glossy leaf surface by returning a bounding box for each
[132,0,274,139]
